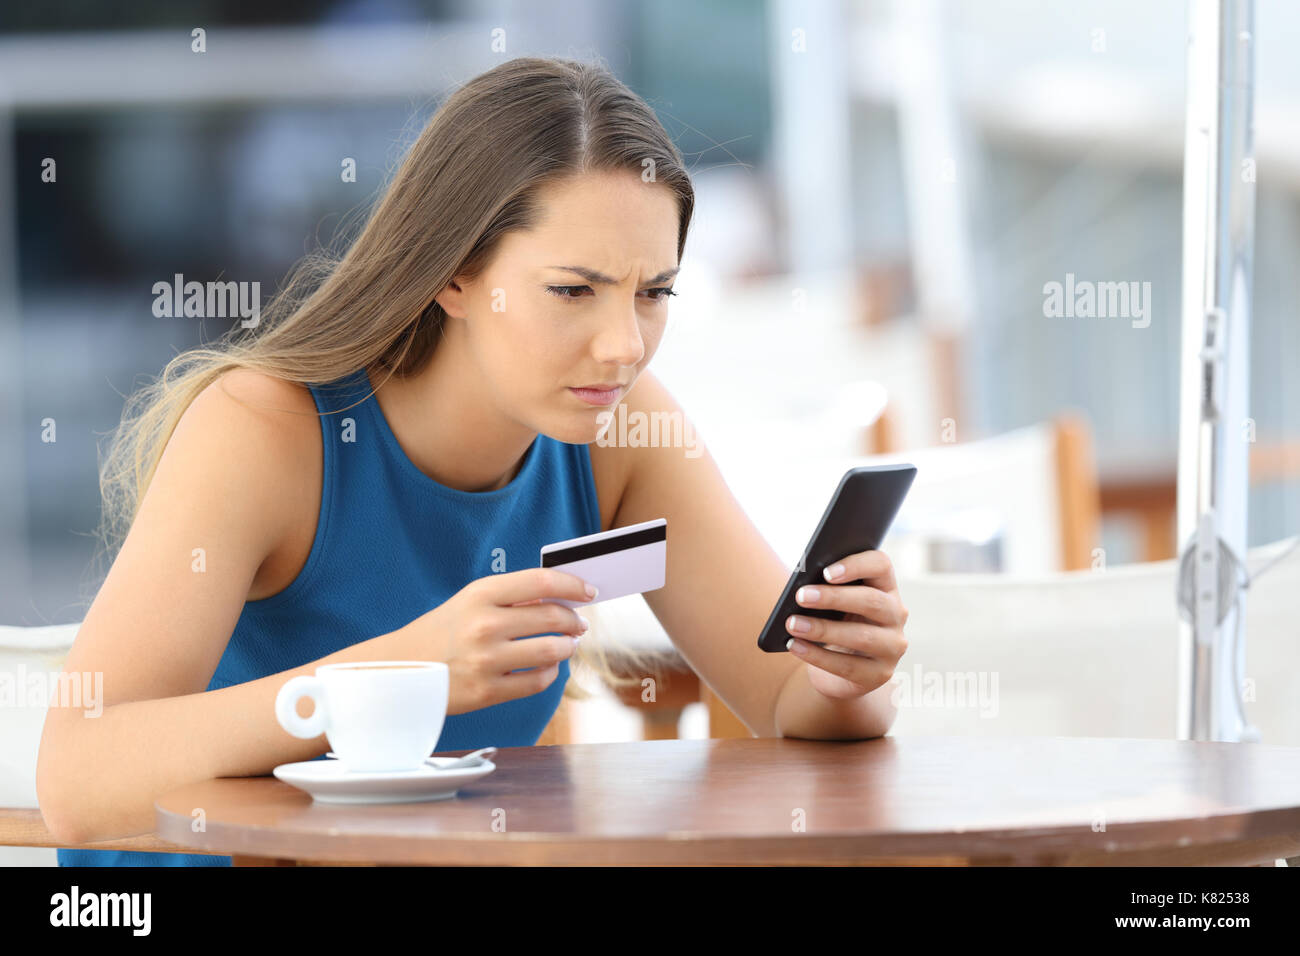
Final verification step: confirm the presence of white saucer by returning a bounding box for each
[272,756,496,804]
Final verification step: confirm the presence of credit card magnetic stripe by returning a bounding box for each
[540,522,667,567]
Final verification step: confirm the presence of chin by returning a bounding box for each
[544,417,607,446]
[531,404,609,446]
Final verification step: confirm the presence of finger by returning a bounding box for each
[482,567,596,607]
[496,602,590,642]
[783,614,902,659]
[794,583,905,627]
[496,662,562,697]
[494,634,580,674]
[786,638,893,688]
[821,549,898,592]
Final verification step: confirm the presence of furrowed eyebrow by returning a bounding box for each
[547,265,680,285]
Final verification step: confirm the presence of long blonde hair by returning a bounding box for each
[93,56,695,694]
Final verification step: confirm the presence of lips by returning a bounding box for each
[568,384,624,406]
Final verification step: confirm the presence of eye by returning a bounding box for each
[546,285,592,299]
[641,287,678,302]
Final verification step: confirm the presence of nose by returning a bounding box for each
[591,298,647,369]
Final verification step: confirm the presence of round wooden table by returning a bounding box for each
[154,735,1300,866]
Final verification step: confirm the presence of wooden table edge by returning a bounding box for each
[0,807,223,855]
[154,797,1300,867]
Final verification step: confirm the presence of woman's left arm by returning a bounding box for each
[608,371,908,740]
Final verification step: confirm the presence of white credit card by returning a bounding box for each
[539,518,666,607]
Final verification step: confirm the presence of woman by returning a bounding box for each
[38,56,909,866]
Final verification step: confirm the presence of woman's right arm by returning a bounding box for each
[35,370,592,846]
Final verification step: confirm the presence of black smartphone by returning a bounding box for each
[756,463,918,653]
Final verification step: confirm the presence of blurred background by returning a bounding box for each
[1,1,1297,744]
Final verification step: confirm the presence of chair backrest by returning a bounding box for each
[0,622,80,809]
[889,535,1300,743]
[0,623,79,862]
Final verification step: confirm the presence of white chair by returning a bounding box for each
[0,622,80,866]
[888,534,1300,744]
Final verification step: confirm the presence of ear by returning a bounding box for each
[432,275,471,320]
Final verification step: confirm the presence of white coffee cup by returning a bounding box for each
[275,661,449,772]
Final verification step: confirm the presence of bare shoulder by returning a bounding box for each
[181,367,324,600]
[196,366,319,422]
[180,367,320,502]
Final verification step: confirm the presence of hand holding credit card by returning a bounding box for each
[539,518,666,607]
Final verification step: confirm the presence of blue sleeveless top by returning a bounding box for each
[59,367,602,866]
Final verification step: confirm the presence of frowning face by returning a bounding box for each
[433,168,681,443]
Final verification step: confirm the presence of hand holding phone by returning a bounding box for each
[757,464,916,653]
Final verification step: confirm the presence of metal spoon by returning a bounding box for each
[428,746,497,771]
[324,746,497,770]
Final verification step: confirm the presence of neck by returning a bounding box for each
[365,322,536,493]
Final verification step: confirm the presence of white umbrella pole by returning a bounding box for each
[1175,0,1259,743]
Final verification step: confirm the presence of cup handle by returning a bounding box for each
[275,675,328,739]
